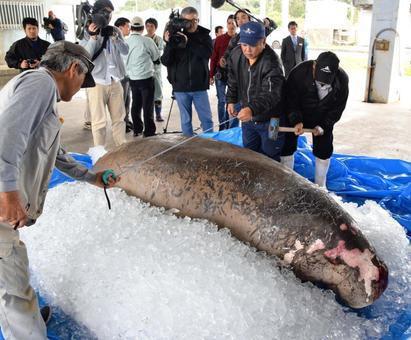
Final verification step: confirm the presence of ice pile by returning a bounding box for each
[21,183,411,339]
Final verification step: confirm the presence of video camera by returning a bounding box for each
[165,9,192,48]
[75,0,114,40]
[42,16,55,30]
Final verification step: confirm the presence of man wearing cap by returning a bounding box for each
[226,21,285,161]
[126,16,160,137]
[281,51,349,188]
[0,41,119,339]
[80,0,128,147]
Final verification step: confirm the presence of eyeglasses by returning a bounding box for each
[190,18,199,23]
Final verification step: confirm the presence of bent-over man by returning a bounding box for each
[0,41,119,339]
[281,51,349,188]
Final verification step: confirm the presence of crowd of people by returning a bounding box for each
[0,0,349,337]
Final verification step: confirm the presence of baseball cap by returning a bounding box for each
[238,21,265,46]
[45,41,95,88]
[315,51,340,85]
[131,16,144,28]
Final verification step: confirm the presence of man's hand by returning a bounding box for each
[164,31,170,42]
[209,77,214,86]
[227,103,237,117]
[237,107,253,122]
[312,125,324,136]
[294,122,304,135]
[29,60,40,69]
[20,60,29,69]
[0,191,28,229]
[176,32,188,43]
[88,23,99,40]
[94,170,121,188]
[219,57,226,68]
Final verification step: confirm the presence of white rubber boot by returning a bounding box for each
[281,155,295,170]
[315,157,330,188]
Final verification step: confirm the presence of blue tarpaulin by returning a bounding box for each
[2,128,410,339]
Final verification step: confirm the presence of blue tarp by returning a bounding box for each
[2,128,410,339]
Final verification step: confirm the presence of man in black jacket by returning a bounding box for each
[226,21,285,161]
[281,21,306,78]
[5,17,50,71]
[281,51,349,188]
[161,6,213,136]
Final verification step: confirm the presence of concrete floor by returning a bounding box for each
[58,68,411,162]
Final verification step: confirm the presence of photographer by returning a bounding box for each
[5,17,50,71]
[44,10,66,42]
[80,0,128,147]
[161,6,214,137]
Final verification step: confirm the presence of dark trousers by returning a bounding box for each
[281,122,334,159]
[129,77,156,137]
[242,121,284,162]
[121,77,131,124]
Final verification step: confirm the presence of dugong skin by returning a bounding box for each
[94,135,388,308]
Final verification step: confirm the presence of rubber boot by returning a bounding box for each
[281,155,295,170]
[315,157,330,188]
[155,101,164,122]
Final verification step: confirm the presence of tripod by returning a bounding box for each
[163,95,181,134]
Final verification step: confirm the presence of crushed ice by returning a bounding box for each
[20,184,411,339]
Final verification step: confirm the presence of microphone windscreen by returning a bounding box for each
[211,0,226,9]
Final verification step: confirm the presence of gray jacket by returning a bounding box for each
[0,68,97,222]
[281,35,306,78]
[80,26,129,85]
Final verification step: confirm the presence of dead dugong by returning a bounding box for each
[94,135,388,308]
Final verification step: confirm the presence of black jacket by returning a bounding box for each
[161,26,212,92]
[5,37,50,70]
[285,60,349,131]
[226,45,284,122]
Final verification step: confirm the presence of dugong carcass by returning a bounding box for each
[94,135,388,308]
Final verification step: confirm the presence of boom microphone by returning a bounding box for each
[211,0,226,8]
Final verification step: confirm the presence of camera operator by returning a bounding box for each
[5,17,50,71]
[44,10,66,42]
[161,6,214,137]
[80,0,128,147]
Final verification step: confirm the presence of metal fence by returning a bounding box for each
[0,1,44,30]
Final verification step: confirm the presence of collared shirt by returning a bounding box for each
[80,27,129,86]
[126,32,160,80]
[291,35,298,49]
[315,80,332,100]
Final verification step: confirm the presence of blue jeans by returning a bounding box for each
[215,79,240,130]
[174,91,214,136]
[242,121,284,162]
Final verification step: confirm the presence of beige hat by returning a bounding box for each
[131,16,144,28]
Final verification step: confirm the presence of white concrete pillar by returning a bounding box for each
[364,0,407,103]
[260,0,267,18]
[190,0,212,30]
[281,0,289,29]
